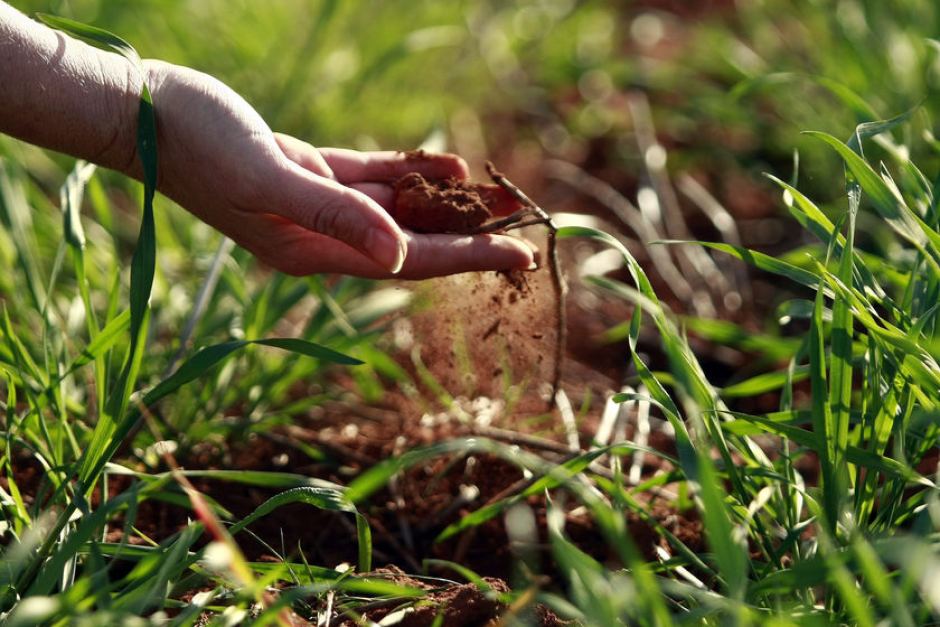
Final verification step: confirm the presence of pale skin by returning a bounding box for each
[0,2,536,278]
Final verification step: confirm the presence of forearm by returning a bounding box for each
[0,1,139,173]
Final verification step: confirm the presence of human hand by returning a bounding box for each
[136,61,536,279]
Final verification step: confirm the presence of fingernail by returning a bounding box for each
[369,229,407,274]
[525,240,541,269]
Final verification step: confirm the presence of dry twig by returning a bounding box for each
[480,162,567,409]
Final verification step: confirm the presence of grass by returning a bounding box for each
[1,0,939,625]
[568,117,940,623]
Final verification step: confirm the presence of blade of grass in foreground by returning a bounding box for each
[695,451,748,600]
[78,337,362,487]
[228,486,371,573]
[807,131,940,275]
[37,15,159,503]
[827,141,859,536]
[655,240,824,292]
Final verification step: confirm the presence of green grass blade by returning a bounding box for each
[696,452,748,599]
[37,14,158,346]
[720,366,810,398]
[228,486,356,536]
[35,14,142,64]
[112,525,202,614]
[806,131,940,272]
[827,148,859,531]
[765,174,841,246]
[78,337,360,487]
[143,338,361,405]
[59,161,95,251]
[26,486,143,596]
[656,240,822,291]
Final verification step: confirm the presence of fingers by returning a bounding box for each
[257,224,537,280]
[397,232,536,279]
[274,133,335,179]
[350,182,394,211]
[272,135,523,252]
[319,147,469,184]
[274,160,407,274]
[274,135,469,183]
[274,135,520,218]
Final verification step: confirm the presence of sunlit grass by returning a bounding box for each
[0,0,939,624]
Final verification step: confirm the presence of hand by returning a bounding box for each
[138,61,536,279]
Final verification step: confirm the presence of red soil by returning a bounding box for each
[393,173,493,234]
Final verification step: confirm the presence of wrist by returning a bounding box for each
[99,56,148,177]
[111,59,166,183]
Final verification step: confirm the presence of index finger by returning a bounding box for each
[319,148,470,184]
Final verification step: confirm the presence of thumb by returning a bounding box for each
[275,160,407,274]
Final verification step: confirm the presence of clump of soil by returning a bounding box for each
[403,148,431,161]
[393,172,493,234]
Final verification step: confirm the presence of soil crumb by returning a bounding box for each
[498,269,532,299]
[403,148,430,161]
[393,173,492,234]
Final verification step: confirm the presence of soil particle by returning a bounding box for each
[403,149,431,161]
[407,265,560,408]
[394,173,492,234]
[498,269,531,298]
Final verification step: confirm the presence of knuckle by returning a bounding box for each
[279,178,372,250]
[312,193,366,248]
[311,196,346,238]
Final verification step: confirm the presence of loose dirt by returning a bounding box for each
[389,167,564,409]
[391,169,528,235]
[393,173,494,234]
[404,257,558,410]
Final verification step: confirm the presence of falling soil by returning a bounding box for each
[404,248,557,410]
[388,165,566,408]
